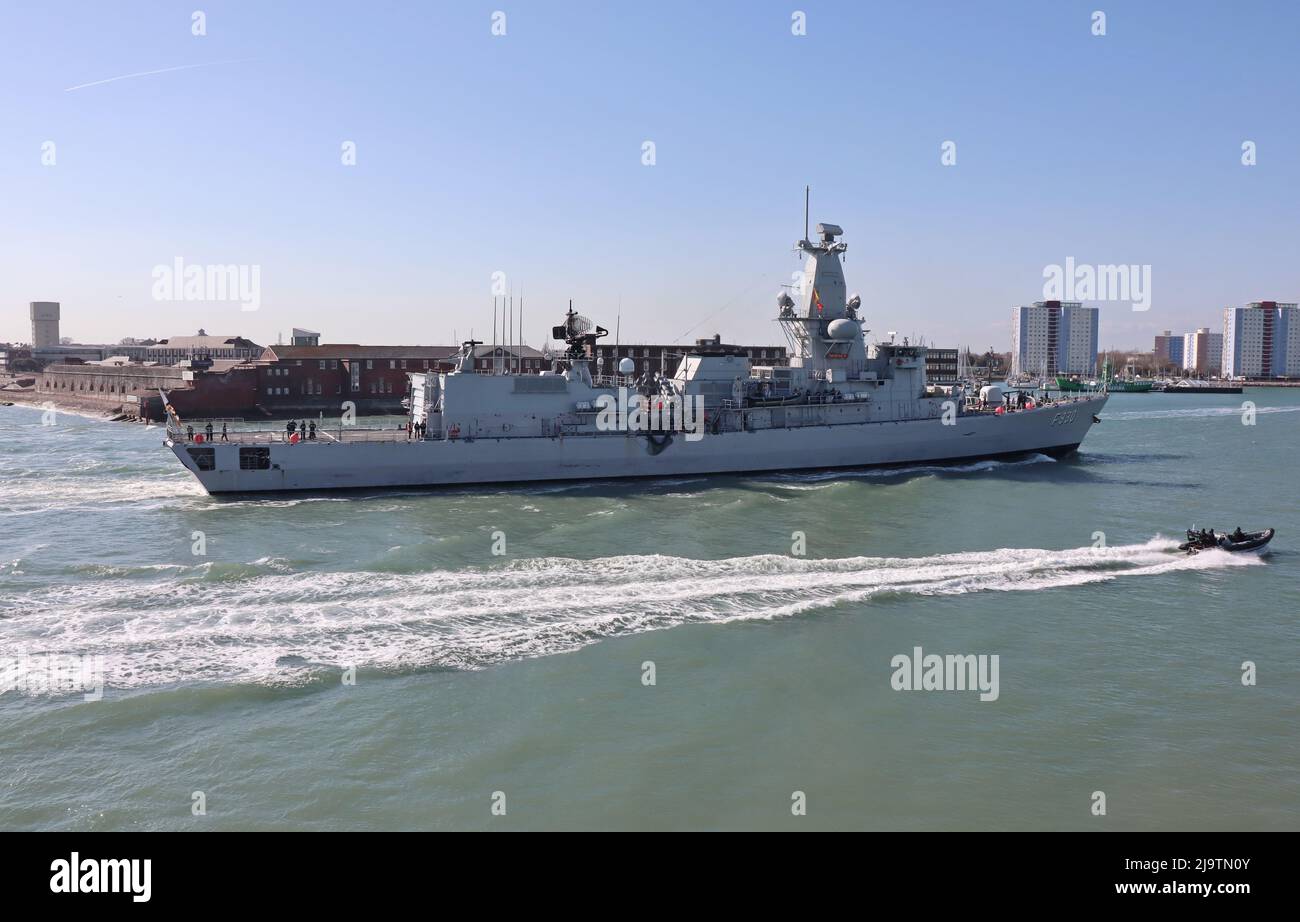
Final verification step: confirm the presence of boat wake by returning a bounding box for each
[1105,405,1300,421]
[0,538,1260,693]
[759,452,1056,486]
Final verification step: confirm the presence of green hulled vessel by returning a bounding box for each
[1055,360,1153,393]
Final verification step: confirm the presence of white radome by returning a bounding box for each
[826,318,860,341]
[617,357,636,375]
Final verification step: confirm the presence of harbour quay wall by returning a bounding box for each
[30,364,410,421]
[35,363,258,420]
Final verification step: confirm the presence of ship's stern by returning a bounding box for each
[166,437,233,494]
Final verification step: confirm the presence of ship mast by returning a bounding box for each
[776,200,861,375]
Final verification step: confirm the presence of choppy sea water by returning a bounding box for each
[1,393,1297,830]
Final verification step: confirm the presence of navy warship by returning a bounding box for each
[165,221,1107,493]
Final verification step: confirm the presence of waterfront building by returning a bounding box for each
[1153,330,1185,369]
[1222,301,1300,379]
[253,344,464,403]
[37,358,258,418]
[147,331,262,364]
[924,347,959,384]
[1011,301,1099,377]
[1182,327,1223,375]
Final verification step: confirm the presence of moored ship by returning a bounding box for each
[165,220,1107,493]
[1055,360,1153,393]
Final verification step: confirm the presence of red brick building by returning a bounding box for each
[584,338,788,376]
[34,341,561,421]
[470,344,546,373]
[252,344,464,412]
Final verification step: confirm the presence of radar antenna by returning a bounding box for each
[552,301,608,360]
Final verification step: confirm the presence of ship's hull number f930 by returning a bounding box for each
[1050,410,1078,427]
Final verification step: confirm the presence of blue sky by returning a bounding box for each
[2,0,1297,351]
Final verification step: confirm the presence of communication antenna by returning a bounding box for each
[491,298,498,374]
[804,185,810,243]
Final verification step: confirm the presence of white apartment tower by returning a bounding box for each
[1182,327,1223,375]
[1011,300,1099,377]
[1222,301,1300,379]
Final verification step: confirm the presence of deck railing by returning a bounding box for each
[171,424,425,445]
[169,391,1104,445]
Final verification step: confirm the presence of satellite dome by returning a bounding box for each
[617,357,636,375]
[826,318,860,342]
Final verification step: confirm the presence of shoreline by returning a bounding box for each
[0,389,408,423]
[5,381,1296,427]
[0,389,130,421]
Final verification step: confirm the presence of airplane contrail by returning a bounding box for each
[64,59,248,92]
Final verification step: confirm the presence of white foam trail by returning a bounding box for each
[0,473,203,517]
[760,453,1056,487]
[0,538,1261,693]
[1105,405,1300,421]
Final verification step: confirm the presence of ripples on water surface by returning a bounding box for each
[1,393,1297,830]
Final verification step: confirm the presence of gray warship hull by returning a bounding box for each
[168,394,1106,494]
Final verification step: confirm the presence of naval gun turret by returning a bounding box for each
[456,339,482,373]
